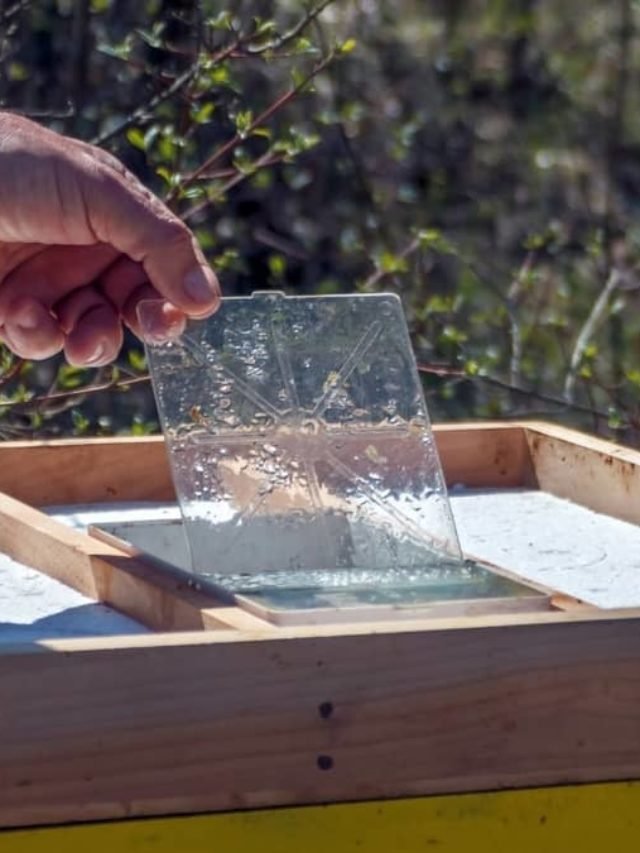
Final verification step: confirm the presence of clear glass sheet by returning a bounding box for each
[140,292,463,591]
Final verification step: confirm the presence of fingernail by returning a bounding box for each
[183,267,217,306]
[85,342,106,364]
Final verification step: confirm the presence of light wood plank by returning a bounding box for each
[0,437,172,506]
[433,422,532,487]
[0,614,640,827]
[0,424,532,508]
[523,421,640,524]
[0,490,271,632]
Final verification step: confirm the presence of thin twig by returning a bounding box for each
[1,0,30,23]
[176,49,336,195]
[182,150,288,221]
[563,268,622,402]
[91,64,200,146]
[0,373,150,410]
[418,362,614,421]
[506,250,535,388]
[246,0,336,55]
[67,0,90,131]
[361,235,422,290]
[92,28,247,148]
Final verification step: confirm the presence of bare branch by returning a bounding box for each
[1,0,30,23]
[0,373,150,411]
[418,361,615,422]
[182,150,288,221]
[506,250,535,388]
[563,268,622,403]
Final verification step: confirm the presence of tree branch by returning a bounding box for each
[361,235,422,290]
[563,268,622,403]
[91,63,200,147]
[0,373,150,411]
[418,361,614,421]
[506,250,535,388]
[175,49,336,196]
[246,0,337,55]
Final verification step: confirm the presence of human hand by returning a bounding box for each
[0,112,220,365]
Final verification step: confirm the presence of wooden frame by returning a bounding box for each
[0,419,632,632]
[1,421,640,830]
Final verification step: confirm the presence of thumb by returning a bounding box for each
[83,161,220,315]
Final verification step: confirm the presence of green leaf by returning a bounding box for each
[155,166,181,188]
[583,343,598,360]
[57,365,88,390]
[291,67,306,88]
[268,254,287,278]
[193,102,216,125]
[608,407,624,430]
[292,37,317,55]
[207,65,230,86]
[180,185,206,200]
[71,409,90,435]
[97,37,132,60]
[130,415,157,436]
[253,17,277,37]
[377,251,409,274]
[207,11,233,30]
[126,127,146,151]
[212,249,241,271]
[234,110,253,138]
[128,350,147,372]
[417,229,455,254]
[340,38,357,54]
[7,62,29,82]
[251,126,271,139]
[136,23,166,49]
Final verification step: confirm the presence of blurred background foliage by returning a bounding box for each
[1,0,640,441]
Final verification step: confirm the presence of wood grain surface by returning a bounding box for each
[0,612,639,828]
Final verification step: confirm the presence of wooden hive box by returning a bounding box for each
[1,420,640,852]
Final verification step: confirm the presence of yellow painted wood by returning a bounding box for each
[3,781,640,853]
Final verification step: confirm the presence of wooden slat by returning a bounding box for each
[0,490,271,633]
[433,422,533,487]
[0,424,532,508]
[0,613,640,827]
[523,422,640,525]
[0,436,173,506]
[1,421,635,515]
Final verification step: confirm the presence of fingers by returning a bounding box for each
[0,243,119,325]
[56,286,123,366]
[0,117,221,364]
[122,283,187,340]
[98,254,151,314]
[0,242,191,363]
[81,163,221,317]
[97,254,187,339]
[0,288,123,366]
[0,296,64,359]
